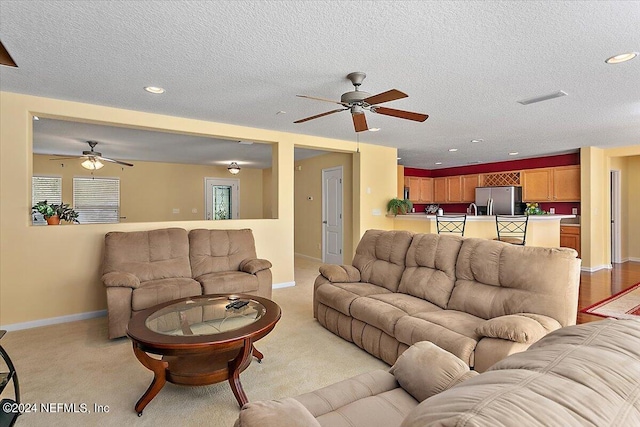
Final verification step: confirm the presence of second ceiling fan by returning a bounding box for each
[294,72,429,132]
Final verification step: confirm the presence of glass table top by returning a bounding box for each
[145,296,266,337]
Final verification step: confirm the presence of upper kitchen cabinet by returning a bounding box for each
[553,165,580,201]
[405,176,433,203]
[522,166,580,202]
[462,174,480,203]
[433,177,447,203]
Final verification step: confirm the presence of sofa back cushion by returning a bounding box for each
[399,233,463,308]
[448,238,580,326]
[102,228,192,282]
[352,229,413,292]
[189,229,258,278]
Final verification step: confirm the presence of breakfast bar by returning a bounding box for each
[391,214,576,248]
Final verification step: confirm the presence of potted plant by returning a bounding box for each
[386,198,413,216]
[32,200,80,225]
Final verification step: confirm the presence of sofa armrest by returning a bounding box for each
[240,258,272,274]
[389,341,477,402]
[102,271,141,289]
[475,313,562,344]
[235,398,321,427]
[318,264,361,283]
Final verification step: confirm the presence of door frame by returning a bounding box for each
[321,166,343,264]
[204,177,240,220]
[610,170,622,264]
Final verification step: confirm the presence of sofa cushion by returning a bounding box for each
[390,341,476,402]
[369,293,442,316]
[400,319,640,427]
[352,230,413,292]
[476,313,562,344]
[350,297,409,337]
[239,258,272,274]
[189,229,258,278]
[316,282,390,316]
[319,264,362,283]
[449,238,581,326]
[131,278,202,311]
[197,270,260,295]
[236,398,321,427]
[103,228,192,281]
[399,233,463,308]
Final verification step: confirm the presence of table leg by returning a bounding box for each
[228,337,253,407]
[132,343,169,416]
[251,345,263,363]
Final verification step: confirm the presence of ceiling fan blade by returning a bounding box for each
[296,95,348,106]
[294,108,347,123]
[363,89,408,106]
[49,156,83,160]
[371,106,429,122]
[99,157,134,167]
[352,112,368,132]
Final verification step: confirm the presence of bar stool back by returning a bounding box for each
[495,215,529,245]
[436,214,467,236]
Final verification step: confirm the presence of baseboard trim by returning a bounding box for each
[628,257,640,263]
[272,281,296,289]
[1,309,107,332]
[581,264,613,272]
[294,253,323,262]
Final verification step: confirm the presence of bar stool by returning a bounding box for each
[495,215,529,245]
[436,214,467,236]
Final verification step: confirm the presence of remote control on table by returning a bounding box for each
[226,300,249,310]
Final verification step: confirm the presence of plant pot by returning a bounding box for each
[46,215,61,225]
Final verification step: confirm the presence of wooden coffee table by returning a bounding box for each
[126,294,281,416]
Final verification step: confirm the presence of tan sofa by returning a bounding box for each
[101,227,272,338]
[314,229,581,372]
[235,318,640,427]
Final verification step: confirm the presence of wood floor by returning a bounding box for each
[577,261,640,324]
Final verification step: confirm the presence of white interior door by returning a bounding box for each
[610,170,622,263]
[205,178,239,220]
[322,167,343,264]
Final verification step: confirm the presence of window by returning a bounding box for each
[32,176,62,225]
[73,177,120,224]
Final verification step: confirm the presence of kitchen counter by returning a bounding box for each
[391,214,576,248]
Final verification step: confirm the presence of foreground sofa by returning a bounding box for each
[235,318,640,427]
[314,230,581,371]
[101,227,272,338]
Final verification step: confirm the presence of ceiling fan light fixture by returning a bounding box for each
[228,162,241,174]
[81,158,104,170]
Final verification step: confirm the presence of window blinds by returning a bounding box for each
[73,177,120,224]
[32,176,63,225]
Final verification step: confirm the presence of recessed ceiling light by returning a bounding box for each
[238,140,254,145]
[276,110,286,115]
[144,86,165,94]
[605,52,638,64]
[33,115,40,120]
[448,148,458,152]
[509,152,519,156]
[435,162,443,165]
[468,161,482,164]
[397,157,401,160]
[369,128,381,132]
[470,139,483,143]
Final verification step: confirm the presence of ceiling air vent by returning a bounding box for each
[517,91,567,105]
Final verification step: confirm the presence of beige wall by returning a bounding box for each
[582,145,640,270]
[294,151,353,262]
[262,167,273,219]
[33,154,265,222]
[627,156,640,260]
[0,91,396,326]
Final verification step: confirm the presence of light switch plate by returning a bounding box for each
[572,208,578,215]
[549,207,555,214]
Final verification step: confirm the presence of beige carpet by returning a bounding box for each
[0,257,387,426]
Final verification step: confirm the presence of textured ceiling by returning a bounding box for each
[1,1,639,169]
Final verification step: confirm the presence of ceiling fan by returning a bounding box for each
[50,141,134,170]
[294,72,429,132]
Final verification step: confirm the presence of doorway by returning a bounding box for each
[322,166,343,264]
[610,170,622,264]
[205,178,239,220]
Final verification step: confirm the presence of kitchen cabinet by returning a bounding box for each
[405,176,433,203]
[522,166,580,202]
[462,174,480,203]
[433,177,447,203]
[553,166,580,201]
[560,225,581,258]
[522,168,553,201]
[446,176,462,202]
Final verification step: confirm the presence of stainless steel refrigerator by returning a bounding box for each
[475,186,524,215]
